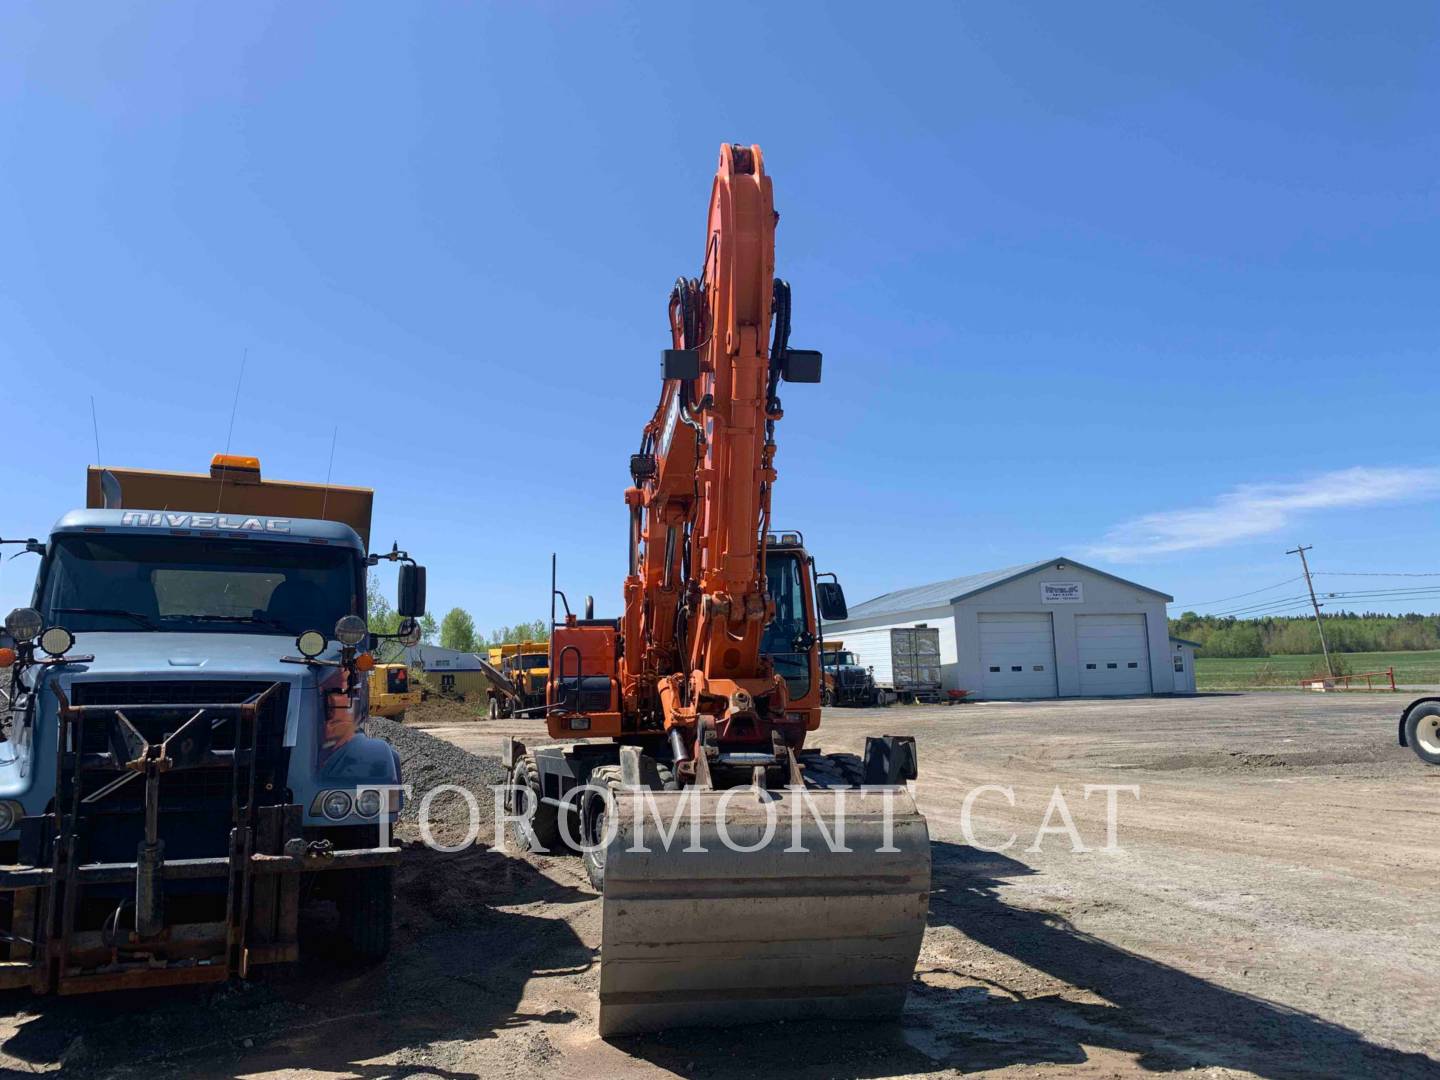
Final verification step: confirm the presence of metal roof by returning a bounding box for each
[1169,635,1203,648]
[842,556,1173,620]
[402,644,484,670]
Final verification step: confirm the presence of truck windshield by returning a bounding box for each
[41,534,360,637]
[823,652,856,667]
[518,654,548,670]
[761,553,812,699]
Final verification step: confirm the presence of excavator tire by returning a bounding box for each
[507,753,562,853]
[583,760,680,890]
[582,765,624,889]
[596,771,930,1037]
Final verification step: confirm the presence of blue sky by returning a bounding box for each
[2,2,1437,629]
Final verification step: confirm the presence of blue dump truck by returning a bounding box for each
[0,455,425,993]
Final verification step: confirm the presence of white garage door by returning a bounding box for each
[1076,614,1151,696]
[978,613,1057,699]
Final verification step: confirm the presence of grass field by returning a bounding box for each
[1195,649,1440,689]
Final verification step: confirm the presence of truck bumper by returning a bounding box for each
[0,804,400,994]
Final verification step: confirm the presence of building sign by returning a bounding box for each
[1041,581,1083,604]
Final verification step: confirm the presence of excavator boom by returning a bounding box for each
[520,144,930,1038]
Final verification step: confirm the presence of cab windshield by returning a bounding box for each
[761,553,812,699]
[40,534,361,637]
[823,651,857,667]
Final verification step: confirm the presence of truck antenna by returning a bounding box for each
[90,395,103,467]
[216,347,249,512]
[320,425,338,521]
[90,395,125,509]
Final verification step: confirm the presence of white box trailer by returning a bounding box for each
[842,627,943,704]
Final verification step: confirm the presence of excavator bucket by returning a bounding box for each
[597,785,930,1037]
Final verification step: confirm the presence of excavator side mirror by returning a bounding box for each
[398,564,427,617]
[781,349,822,384]
[816,581,848,622]
[662,349,701,381]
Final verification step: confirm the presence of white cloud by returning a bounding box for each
[1086,466,1440,562]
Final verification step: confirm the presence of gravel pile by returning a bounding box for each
[363,716,510,831]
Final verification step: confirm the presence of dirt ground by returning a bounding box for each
[1,692,1437,1079]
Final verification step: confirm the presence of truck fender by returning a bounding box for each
[1398,697,1440,747]
[319,731,403,785]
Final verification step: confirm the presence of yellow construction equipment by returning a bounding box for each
[484,641,549,718]
[368,663,421,721]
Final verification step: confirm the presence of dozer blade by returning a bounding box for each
[597,785,930,1037]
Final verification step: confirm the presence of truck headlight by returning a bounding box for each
[0,801,24,833]
[4,608,42,643]
[317,790,353,820]
[39,626,74,657]
[355,789,382,817]
[335,616,368,647]
[296,630,327,659]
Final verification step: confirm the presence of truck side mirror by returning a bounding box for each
[816,581,848,622]
[398,564,427,618]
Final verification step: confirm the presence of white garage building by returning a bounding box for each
[827,557,1177,699]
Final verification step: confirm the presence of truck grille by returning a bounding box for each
[69,680,291,808]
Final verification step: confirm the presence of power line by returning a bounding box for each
[1208,600,1320,619]
[1188,588,1440,619]
[1319,593,1440,601]
[1202,593,1313,618]
[1315,570,1440,577]
[1172,576,1305,610]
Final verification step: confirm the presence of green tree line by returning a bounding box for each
[1169,611,1440,658]
[438,608,549,652]
[367,583,549,658]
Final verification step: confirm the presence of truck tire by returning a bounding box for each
[336,866,393,964]
[507,753,562,852]
[1405,704,1440,765]
[582,765,624,891]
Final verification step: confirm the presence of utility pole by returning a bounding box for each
[1287,544,1333,677]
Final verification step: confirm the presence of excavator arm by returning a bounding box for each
[532,144,929,1038]
[622,145,828,771]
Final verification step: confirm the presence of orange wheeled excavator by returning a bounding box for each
[503,144,930,1036]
